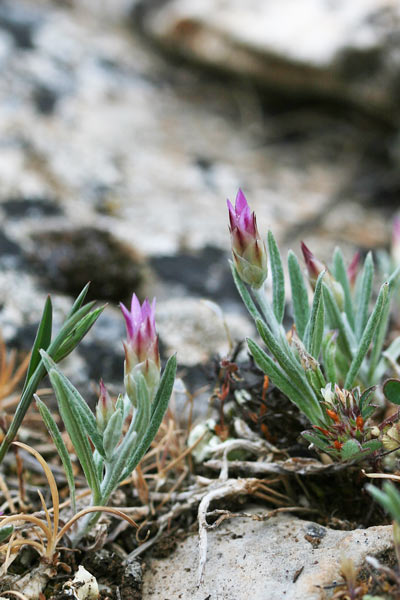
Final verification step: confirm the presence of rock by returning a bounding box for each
[28,226,147,303]
[135,0,400,122]
[142,513,393,600]
[156,297,254,367]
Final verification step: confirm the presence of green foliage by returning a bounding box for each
[0,285,105,464]
[231,228,400,462]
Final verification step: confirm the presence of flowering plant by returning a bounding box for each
[228,190,400,461]
[36,294,176,545]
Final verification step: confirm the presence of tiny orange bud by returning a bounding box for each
[334,440,343,450]
[326,409,340,423]
[356,415,364,431]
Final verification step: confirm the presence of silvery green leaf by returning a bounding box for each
[268,231,285,324]
[368,296,391,384]
[322,284,352,358]
[247,338,323,424]
[40,351,105,458]
[36,395,77,514]
[45,367,101,501]
[288,250,309,340]
[355,252,373,338]
[103,408,123,459]
[304,271,325,359]
[322,332,337,385]
[332,247,355,331]
[121,353,176,482]
[344,282,388,389]
[368,482,400,523]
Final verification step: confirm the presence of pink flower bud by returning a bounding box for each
[301,241,344,309]
[96,380,114,433]
[227,189,268,288]
[120,294,161,405]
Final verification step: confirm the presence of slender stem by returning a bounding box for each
[253,286,280,338]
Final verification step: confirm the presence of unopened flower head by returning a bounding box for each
[301,241,344,309]
[227,189,268,288]
[120,294,160,405]
[96,379,114,433]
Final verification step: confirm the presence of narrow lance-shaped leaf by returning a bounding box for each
[344,282,388,389]
[121,353,177,482]
[67,282,91,318]
[368,482,400,523]
[255,318,314,398]
[103,408,123,459]
[288,250,309,340]
[36,395,76,514]
[0,286,103,465]
[322,284,352,359]
[332,247,355,331]
[368,296,391,384]
[268,231,285,324]
[45,368,101,502]
[247,338,324,424]
[40,351,105,458]
[23,296,52,388]
[355,252,373,338]
[322,332,337,385]
[304,271,325,358]
[54,306,106,363]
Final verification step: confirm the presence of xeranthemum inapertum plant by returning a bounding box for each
[227,189,400,462]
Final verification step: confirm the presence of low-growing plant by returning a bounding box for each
[227,189,400,461]
[35,294,176,545]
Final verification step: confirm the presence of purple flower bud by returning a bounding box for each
[392,215,400,267]
[227,189,268,288]
[301,241,344,309]
[120,294,161,405]
[96,379,114,433]
[301,242,325,287]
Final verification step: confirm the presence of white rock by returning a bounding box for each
[137,0,400,118]
[143,513,393,600]
[65,565,99,600]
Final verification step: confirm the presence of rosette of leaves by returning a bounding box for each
[302,385,381,461]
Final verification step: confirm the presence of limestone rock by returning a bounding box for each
[143,514,393,600]
[135,0,400,121]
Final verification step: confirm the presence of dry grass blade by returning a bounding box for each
[2,591,30,600]
[0,335,30,403]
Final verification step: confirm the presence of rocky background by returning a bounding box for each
[0,0,399,406]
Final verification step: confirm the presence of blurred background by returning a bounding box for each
[0,0,399,404]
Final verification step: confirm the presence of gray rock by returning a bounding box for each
[142,513,393,600]
[135,0,400,121]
